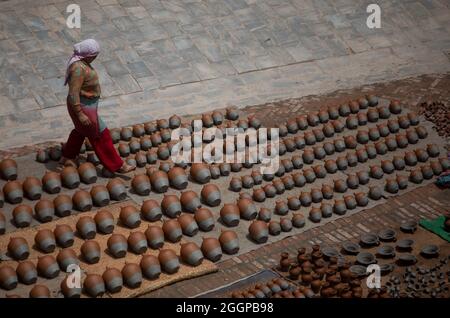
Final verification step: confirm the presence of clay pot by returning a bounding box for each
[34,229,56,253]
[51,194,71,217]
[322,124,334,139]
[357,97,369,109]
[72,190,92,212]
[279,252,291,272]
[53,246,78,273]
[162,219,182,243]
[0,159,17,180]
[60,276,81,298]
[150,132,162,147]
[309,188,322,203]
[307,113,320,126]
[0,265,18,290]
[336,156,348,170]
[391,156,405,170]
[81,240,101,264]
[37,255,59,278]
[440,157,450,170]
[381,160,395,174]
[252,188,266,202]
[421,165,434,180]
[3,180,23,204]
[146,149,158,164]
[388,100,401,114]
[200,184,221,207]
[138,201,161,223]
[426,144,440,158]
[53,224,74,248]
[163,168,187,191]
[257,208,272,222]
[415,126,428,138]
[128,232,148,254]
[200,237,222,262]
[318,203,332,218]
[216,163,229,177]
[219,230,239,254]
[286,118,299,133]
[20,177,42,201]
[179,242,203,266]
[281,158,294,173]
[179,191,200,213]
[89,185,110,207]
[190,163,211,184]
[385,178,399,194]
[406,129,419,144]
[273,200,287,216]
[133,152,147,167]
[248,220,269,243]
[398,115,410,129]
[120,205,141,228]
[404,151,418,166]
[327,106,339,120]
[0,211,5,234]
[268,221,281,236]
[344,195,357,209]
[292,213,305,228]
[280,218,293,232]
[190,208,213,232]
[7,237,29,261]
[101,267,123,293]
[356,112,367,126]
[430,161,443,176]
[377,105,391,119]
[333,139,345,154]
[12,204,33,228]
[236,198,257,220]
[415,149,429,162]
[36,149,49,163]
[41,171,61,194]
[309,207,322,223]
[367,108,379,122]
[131,174,151,196]
[272,179,285,194]
[346,115,358,129]
[61,166,80,189]
[374,141,388,155]
[76,163,96,184]
[285,196,300,211]
[303,131,315,146]
[119,127,132,141]
[225,108,239,121]
[178,214,199,237]
[332,179,346,193]
[344,174,358,189]
[369,186,383,200]
[396,174,408,189]
[348,152,359,167]
[318,108,330,123]
[294,136,306,150]
[369,165,383,179]
[355,192,369,207]
[407,112,419,125]
[139,136,152,151]
[220,204,240,227]
[106,234,127,258]
[91,211,113,236]
[84,274,105,297]
[158,249,180,274]
[15,261,37,285]
[291,172,305,188]
[338,103,350,117]
[137,256,161,282]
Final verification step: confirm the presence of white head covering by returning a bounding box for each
[64,39,100,85]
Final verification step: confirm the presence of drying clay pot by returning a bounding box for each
[140,200,162,222]
[334,138,346,152]
[385,179,399,193]
[219,230,239,254]
[140,136,152,151]
[78,162,97,184]
[34,229,56,253]
[407,112,419,125]
[0,266,18,290]
[211,111,223,126]
[334,179,348,193]
[427,144,440,157]
[84,274,105,298]
[355,192,369,206]
[201,237,222,262]
[303,168,316,184]
[237,198,258,220]
[321,184,334,199]
[322,124,335,139]
[12,204,33,228]
[370,165,384,179]
[355,171,369,186]
[142,226,164,251]
[377,106,390,119]
[252,188,266,202]
[110,128,121,143]
[52,194,72,217]
[16,261,37,285]
[339,104,351,117]
[161,195,182,218]
[309,207,322,223]
[430,161,443,176]
[396,175,408,189]
[356,111,367,126]
[292,172,306,188]
[120,205,141,229]
[150,132,162,147]
[318,109,330,122]
[200,184,221,207]
[404,151,418,166]
[250,170,263,185]
[391,156,405,171]
[105,179,126,202]
[375,141,388,155]
[190,163,211,184]
[304,131,316,146]
[367,108,379,122]
[128,232,148,254]
[87,152,100,165]
[346,115,358,129]
[180,242,204,266]
[358,97,370,109]
[421,165,434,180]
[292,213,305,228]
[415,149,429,162]
[439,157,450,170]
[285,196,300,210]
[347,152,358,167]
[313,146,326,160]
[36,149,49,163]
[406,129,419,144]
[56,247,79,272]
[131,174,151,195]
[0,211,5,234]
[72,190,92,212]
[398,115,410,129]
[146,149,158,164]
[157,119,170,130]
[307,113,320,126]
[369,186,383,200]
[31,199,54,223]
[90,185,110,207]
[180,191,201,213]
[140,255,161,280]
[75,216,97,240]
[336,156,348,170]
[415,125,428,138]
[220,204,240,227]
[272,179,285,194]
[209,164,221,179]
[327,106,339,120]
[320,203,333,218]
[258,207,272,222]
[281,158,294,172]
[286,119,299,133]
[3,180,23,204]
[312,128,325,142]
[346,174,359,189]
[229,177,242,192]
[377,123,390,137]
[178,214,199,237]
[394,134,407,149]
[8,237,29,261]
[389,100,402,114]
[53,224,74,248]
[61,276,81,298]
[333,200,347,215]
[102,268,123,293]
[226,108,239,121]
[344,195,357,209]
[194,208,214,232]
[120,127,133,141]
[41,171,61,194]
[37,255,59,278]
[106,234,128,259]
[294,135,306,149]
[61,166,81,189]
[162,219,182,243]
[311,188,323,203]
[381,160,395,174]
[149,170,170,193]
[0,159,17,180]
[81,240,101,264]
[157,145,170,160]
[166,167,187,190]
[159,249,180,274]
[275,200,289,215]
[280,218,293,232]
[299,191,312,207]
[21,177,42,201]
[134,152,147,167]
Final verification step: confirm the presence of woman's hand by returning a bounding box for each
[78,112,92,126]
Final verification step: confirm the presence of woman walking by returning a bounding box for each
[60,39,135,173]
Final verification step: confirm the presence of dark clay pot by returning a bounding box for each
[34,199,54,224]
[102,267,123,293]
[178,214,199,237]
[140,255,161,280]
[37,255,60,278]
[369,186,383,200]
[72,190,93,212]
[162,219,182,243]
[385,179,399,194]
[90,185,110,207]
[61,166,80,189]
[42,171,61,194]
[84,274,105,298]
[128,232,148,254]
[237,198,257,220]
[309,207,322,223]
[275,200,289,216]
[161,194,182,218]
[54,224,74,248]
[194,208,214,232]
[159,249,180,274]
[258,207,272,222]
[220,204,240,227]
[12,204,33,228]
[201,237,222,262]
[0,266,18,290]
[346,174,359,189]
[3,180,23,204]
[409,169,424,183]
[299,191,312,206]
[132,174,151,196]
[180,242,204,266]
[292,213,305,228]
[8,237,29,260]
[16,261,37,285]
[201,184,221,207]
[0,159,18,180]
[333,200,347,215]
[415,126,428,139]
[22,177,42,200]
[180,191,201,213]
[34,229,56,253]
[321,203,333,218]
[81,240,101,264]
[190,163,211,184]
[219,230,239,254]
[120,205,141,228]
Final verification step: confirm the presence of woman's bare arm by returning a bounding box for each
[67,63,91,126]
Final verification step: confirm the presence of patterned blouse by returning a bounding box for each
[67,60,101,106]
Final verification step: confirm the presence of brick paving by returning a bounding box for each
[1,0,450,149]
[142,184,450,298]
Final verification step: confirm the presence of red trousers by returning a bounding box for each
[62,128,123,172]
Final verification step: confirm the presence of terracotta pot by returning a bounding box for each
[138,201,161,223]
[388,100,401,114]
[3,180,23,204]
[100,267,123,294]
[439,157,450,170]
[72,190,93,212]
[407,112,419,125]
[302,169,315,184]
[40,171,61,195]
[30,199,52,224]
[60,276,81,298]
[377,105,390,119]
[356,112,367,126]
[89,185,110,207]
[228,177,242,192]
[230,162,243,173]
[0,210,5,234]
[76,162,97,184]
[252,188,266,202]
[286,118,299,133]
[236,198,257,220]
[385,178,399,194]
[430,161,443,176]
[220,204,240,226]
[336,156,348,171]
[348,100,360,113]
[338,103,350,117]
[29,285,51,298]
[280,218,293,232]
[7,237,29,262]
[367,108,379,122]
[105,234,127,258]
[414,125,427,138]
[117,143,130,157]
[415,149,429,162]
[279,252,291,272]
[84,274,105,298]
[272,179,285,194]
[344,195,357,209]
[297,191,311,207]
[120,205,141,228]
[404,151,417,167]
[257,207,272,222]
[0,265,18,290]
[395,174,408,190]
[200,184,221,207]
[81,240,101,264]
[321,124,334,140]
[354,192,369,207]
[130,174,150,196]
[145,149,157,165]
[179,242,204,266]
[61,166,80,189]
[421,165,434,180]
[33,229,56,253]
[150,132,162,148]
[178,213,199,236]
[119,127,132,141]
[268,221,281,236]
[425,144,440,158]
[398,115,410,129]
[190,163,211,184]
[369,186,383,200]
[164,168,187,191]
[333,200,347,215]
[199,237,222,263]
[249,220,269,243]
[405,129,419,144]
[0,159,17,181]
[53,224,74,249]
[19,177,41,201]
[126,231,147,254]
[219,230,239,254]
[347,152,358,167]
[332,120,345,133]
[36,149,49,163]
[225,107,239,121]
[369,165,383,179]
[303,132,315,146]
[291,172,305,188]
[285,196,300,211]
[345,174,359,189]
[51,194,71,217]
[179,191,200,213]
[74,216,96,240]
[309,207,321,223]
[216,163,230,177]
[12,204,32,228]
[156,118,169,130]
[37,255,59,278]
[319,203,332,218]
[190,208,213,232]
[158,249,180,274]
[133,151,146,167]
[139,136,152,151]
[309,188,322,203]
[346,115,358,129]
[162,219,182,242]
[333,179,347,193]
[312,128,325,143]
[326,106,338,120]
[293,136,306,150]
[15,260,37,285]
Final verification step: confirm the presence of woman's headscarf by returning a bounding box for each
[64,39,100,85]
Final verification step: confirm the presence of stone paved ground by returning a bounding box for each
[1,0,450,149]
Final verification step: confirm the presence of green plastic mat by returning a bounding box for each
[420,215,450,243]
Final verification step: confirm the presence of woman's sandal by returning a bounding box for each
[59,157,78,168]
[118,163,136,173]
